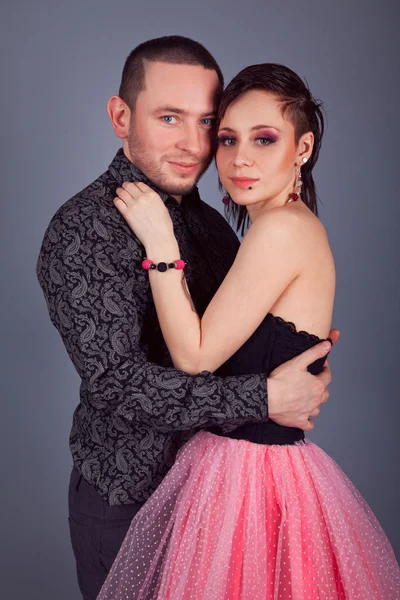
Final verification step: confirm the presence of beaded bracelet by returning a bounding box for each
[142,259,186,272]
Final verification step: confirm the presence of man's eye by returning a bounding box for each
[162,116,178,124]
[200,118,214,127]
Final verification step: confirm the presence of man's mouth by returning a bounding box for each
[167,161,200,174]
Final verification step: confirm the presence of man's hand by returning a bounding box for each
[267,328,340,431]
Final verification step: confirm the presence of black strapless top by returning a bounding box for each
[210,313,329,445]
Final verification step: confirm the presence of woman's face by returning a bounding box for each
[216,89,311,209]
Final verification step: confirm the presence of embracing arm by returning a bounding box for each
[114,182,337,432]
[36,208,269,433]
[143,209,303,375]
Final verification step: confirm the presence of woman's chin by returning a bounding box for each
[230,198,247,206]
[230,195,261,207]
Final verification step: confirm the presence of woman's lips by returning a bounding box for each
[230,177,259,189]
[168,161,199,174]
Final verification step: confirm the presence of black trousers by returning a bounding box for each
[68,468,144,600]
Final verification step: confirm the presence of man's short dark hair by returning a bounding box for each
[119,35,224,109]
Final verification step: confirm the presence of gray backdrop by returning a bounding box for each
[1,0,399,598]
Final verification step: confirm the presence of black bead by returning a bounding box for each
[168,263,176,269]
[157,262,168,272]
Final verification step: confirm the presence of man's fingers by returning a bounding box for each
[321,389,329,404]
[315,363,332,390]
[328,328,340,346]
[302,418,315,432]
[296,340,331,371]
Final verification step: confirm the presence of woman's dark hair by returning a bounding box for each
[218,63,325,235]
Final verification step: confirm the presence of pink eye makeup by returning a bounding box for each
[217,134,236,146]
[254,129,278,144]
[217,128,279,147]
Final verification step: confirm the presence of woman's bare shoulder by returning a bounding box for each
[248,202,329,251]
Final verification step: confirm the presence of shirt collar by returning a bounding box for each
[108,148,200,209]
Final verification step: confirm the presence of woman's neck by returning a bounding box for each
[247,183,297,224]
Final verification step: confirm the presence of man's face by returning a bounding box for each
[126,61,220,197]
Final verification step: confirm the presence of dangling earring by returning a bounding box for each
[297,166,303,194]
[287,163,305,203]
[222,191,231,205]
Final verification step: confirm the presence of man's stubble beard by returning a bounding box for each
[127,127,212,196]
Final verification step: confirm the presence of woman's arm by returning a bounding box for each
[145,209,303,373]
[114,182,306,374]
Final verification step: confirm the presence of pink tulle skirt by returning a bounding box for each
[98,431,400,599]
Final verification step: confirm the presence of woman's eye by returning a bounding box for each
[217,137,236,146]
[162,116,178,124]
[256,137,275,145]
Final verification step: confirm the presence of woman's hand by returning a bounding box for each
[114,182,175,248]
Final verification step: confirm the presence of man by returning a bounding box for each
[37,36,338,599]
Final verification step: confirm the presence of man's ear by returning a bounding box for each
[107,95,131,139]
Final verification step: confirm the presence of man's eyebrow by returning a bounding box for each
[153,106,216,117]
[153,106,188,115]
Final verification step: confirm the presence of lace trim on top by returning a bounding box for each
[268,313,327,344]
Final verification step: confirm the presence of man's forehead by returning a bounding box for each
[138,61,220,114]
[143,60,220,92]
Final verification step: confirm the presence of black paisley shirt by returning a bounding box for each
[36,149,268,505]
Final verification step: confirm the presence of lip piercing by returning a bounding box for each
[248,186,252,190]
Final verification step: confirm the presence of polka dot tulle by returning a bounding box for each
[98,431,400,599]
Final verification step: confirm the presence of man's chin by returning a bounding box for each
[160,174,200,197]
[164,183,196,196]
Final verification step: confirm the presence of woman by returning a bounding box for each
[98,64,400,599]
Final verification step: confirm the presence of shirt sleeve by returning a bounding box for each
[36,206,268,434]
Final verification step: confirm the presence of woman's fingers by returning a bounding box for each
[122,181,153,195]
[133,181,152,193]
[116,187,135,204]
[117,182,161,208]
[114,196,128,213]
[121,181,137,196]
[113,181,171,245]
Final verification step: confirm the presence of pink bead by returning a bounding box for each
[142,259,154,270]
[175,260,186,270]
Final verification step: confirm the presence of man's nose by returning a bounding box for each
[176,123,202,156]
